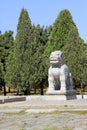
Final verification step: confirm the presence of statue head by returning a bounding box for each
[49,50,63,66]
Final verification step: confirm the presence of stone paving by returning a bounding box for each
[0,96,87,130]
[0,95,87,112]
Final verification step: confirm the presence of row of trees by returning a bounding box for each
[0,8,87,95]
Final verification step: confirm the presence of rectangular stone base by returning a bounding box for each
[46,90,77,100]
[46,95,76,100]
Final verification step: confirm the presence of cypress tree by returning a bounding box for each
[45,9,78,60]
[29,25,49,95]
[5,8,33,95]
[15,8,33,95]
[63,25,82,87]
[0,31,14,95]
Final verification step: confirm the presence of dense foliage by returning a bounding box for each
[0,31,14,95]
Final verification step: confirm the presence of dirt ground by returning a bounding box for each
[0,110,87,130]
[0,97,87,130]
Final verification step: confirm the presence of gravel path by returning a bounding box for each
[0,109,87,130]
[0,97,87,130]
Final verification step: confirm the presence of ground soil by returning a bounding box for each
[0,97,87,130]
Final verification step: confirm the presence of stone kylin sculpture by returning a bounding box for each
[46,50,76,99]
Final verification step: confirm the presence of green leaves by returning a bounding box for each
[0,31,14,90]
[5,9,33,93]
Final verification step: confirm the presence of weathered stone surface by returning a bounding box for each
[46,50,76,100]
[0,96,26,104]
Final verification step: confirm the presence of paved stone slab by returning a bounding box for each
[0,96,87,113]
[0,96,26,104]
[0,95,87,130]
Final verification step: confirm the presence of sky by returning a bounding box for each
[0,0,87,42]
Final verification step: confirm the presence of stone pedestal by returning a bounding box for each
[46,90,77,100]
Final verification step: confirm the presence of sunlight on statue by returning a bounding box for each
[47,50,73,93]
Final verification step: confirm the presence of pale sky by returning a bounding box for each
[0,0,87,42]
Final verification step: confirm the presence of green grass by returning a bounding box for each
[43,128,60,130]
[67,110,87,115]
[43,127,73,130]
[5,110,26,116]
[39,110,87,115]
[62,126,73,130]
[20,129,26,130]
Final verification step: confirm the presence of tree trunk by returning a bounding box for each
[34,86,36,94]
[3,83,6,96]
[8,87,10,93]
[40,85,44,95]
[16,90,19,95]
[24,87,30,95]
[81,82,83,99]
[0,85,2,90]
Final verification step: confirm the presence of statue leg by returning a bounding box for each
[47,67,55,91]
[60,75,66,91]
[48,76,54,91]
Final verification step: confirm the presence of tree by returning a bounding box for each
[28,25,49,95]
[80,43,87,88]
[45,9,77,55]
[0,61,4,91]
[0,31,14,95]
[62,25,81,86]
[5,8,33,95]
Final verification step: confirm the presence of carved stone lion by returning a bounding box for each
[47,50,73,93]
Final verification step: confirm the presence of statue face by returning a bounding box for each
[49,51,63,65]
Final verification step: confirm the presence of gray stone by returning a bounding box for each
[46,50,76,100]
[0,96,26,104]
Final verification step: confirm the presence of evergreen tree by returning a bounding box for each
[5,8,33,95]
[80,43,87,89]
[16,8,33,94]
[0,31,14,95]
[45,9,78,61]
[28,25,49,95]
[63,25,81,87]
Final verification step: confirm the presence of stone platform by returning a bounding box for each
[46,90,77,100]
[0,96,26,104]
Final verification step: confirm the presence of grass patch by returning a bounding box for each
[43,128,60,130]
[53,110,87,115]
[20,128,26,130]
[62,126,73,130]
[43,127,73,130]
[5,110,26,116]
[39,110,87,115]
[67,110,87,115]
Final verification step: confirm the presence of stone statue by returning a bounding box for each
[47,50,73,94]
